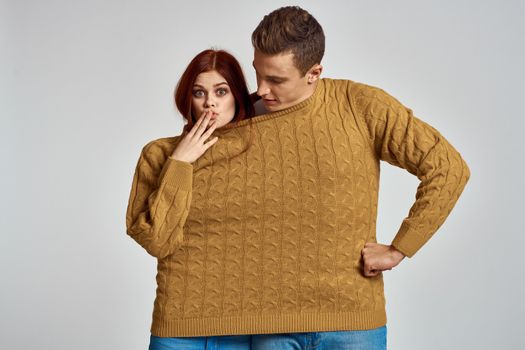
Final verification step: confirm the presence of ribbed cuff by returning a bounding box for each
[158,157,193,191]
[391,221,428,258]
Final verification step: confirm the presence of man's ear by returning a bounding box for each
[307,64,323,84]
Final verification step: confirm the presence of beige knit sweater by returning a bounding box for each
[125,78,470,337]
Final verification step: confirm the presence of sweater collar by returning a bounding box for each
[213,78,325,134]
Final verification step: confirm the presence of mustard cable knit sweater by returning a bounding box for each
[125,78,470,337]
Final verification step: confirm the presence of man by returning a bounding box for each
[246,5,470,348]
[251,8,407,278]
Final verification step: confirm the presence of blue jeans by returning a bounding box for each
[149,325,387,349]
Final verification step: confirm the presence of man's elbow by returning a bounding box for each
[461,158,471,185]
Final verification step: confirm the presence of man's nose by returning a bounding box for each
[256,81,270,97]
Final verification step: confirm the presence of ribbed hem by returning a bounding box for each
[158,157,193,190]
[391,221,428,258]
[150,310,387,337]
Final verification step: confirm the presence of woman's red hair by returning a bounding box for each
[175,49,255,130]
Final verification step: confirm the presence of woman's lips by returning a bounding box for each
[206,111,219,120]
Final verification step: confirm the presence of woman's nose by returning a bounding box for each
[204,97,216,108]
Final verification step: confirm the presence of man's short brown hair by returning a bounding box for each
[251,6,325,76]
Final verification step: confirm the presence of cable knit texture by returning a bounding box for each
[125,78,470,337]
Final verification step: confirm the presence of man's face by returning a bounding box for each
[253,50,314,112]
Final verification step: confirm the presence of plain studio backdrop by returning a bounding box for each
[2,0,523,349]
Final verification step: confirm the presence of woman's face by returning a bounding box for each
[191,70,236,129]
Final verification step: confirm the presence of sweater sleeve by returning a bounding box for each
[125,141,193,259]
[350,83,470,258]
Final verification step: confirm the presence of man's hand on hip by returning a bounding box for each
[361,243,406,277]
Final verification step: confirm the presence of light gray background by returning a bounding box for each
[2,0,523,349]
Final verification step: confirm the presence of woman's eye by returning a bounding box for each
[216,88,228,96]
[192,90,204,97]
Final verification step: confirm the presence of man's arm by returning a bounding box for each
[349,82,470,274]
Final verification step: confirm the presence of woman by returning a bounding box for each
[173,48,255,160]
[126,49,255,349]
